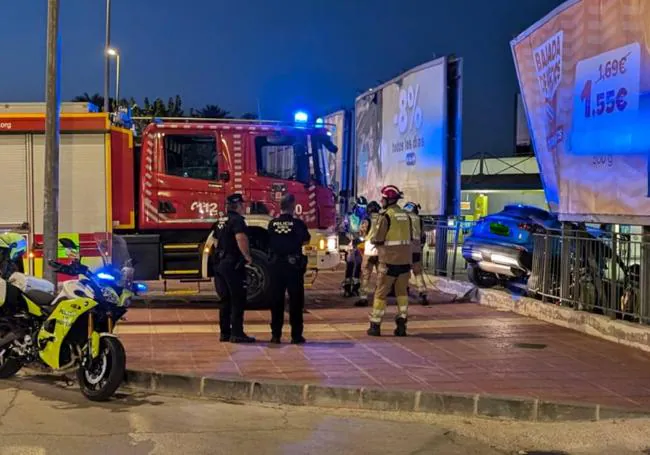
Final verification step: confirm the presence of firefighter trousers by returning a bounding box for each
[360,255,379,299]
[370,263,411,324]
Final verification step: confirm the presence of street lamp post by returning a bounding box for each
[107,48,120,107]
[103,0,111,112]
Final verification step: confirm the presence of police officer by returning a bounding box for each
[356,200,381,307]
[268,194,311,344]
[404,202,428,305]
[210,193,255,344]
[368,185,412,337]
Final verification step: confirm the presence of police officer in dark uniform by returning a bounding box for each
[211,193,255,343]
[267,193,311,344]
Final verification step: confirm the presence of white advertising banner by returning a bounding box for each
[355,58,447,215]
[512,0,650,224]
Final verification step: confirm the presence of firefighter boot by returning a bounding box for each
[342,280,352,297]
[394,318,407,337]
[367,322,381,337]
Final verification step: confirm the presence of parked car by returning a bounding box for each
[462,204,561,287]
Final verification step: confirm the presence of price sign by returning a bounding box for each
[570,42,640,155]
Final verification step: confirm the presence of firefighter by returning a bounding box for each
[267,193,311,344]
[368,185,412,337]
[355,200,381,307]
[404,202,428,305]
[342,196,367,297]
[210,193,255,344]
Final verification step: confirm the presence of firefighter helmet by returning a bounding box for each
[380,185,403,201]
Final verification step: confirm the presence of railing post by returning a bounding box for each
[542,232,550,303]
[560,223,571,305]
[450,221,460,280]
[609,233,618,318]
[641,226,650,323]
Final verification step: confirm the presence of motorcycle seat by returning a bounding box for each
[24,290,56,308]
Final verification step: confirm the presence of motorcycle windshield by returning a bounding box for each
[93,233,132,270]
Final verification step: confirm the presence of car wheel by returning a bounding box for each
[467,264,498,288]
[245,249,272,310]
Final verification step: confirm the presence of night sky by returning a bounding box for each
[0,0,563,157]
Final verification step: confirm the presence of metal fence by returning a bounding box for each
[422,219,475,279]
[529,229,650,324]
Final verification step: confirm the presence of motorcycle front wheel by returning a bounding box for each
[77,336,126,401]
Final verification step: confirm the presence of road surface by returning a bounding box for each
[0,375,649,454]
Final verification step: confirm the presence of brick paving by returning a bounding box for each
[120,271,650,411]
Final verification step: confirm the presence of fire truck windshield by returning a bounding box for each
[255,132,336,188]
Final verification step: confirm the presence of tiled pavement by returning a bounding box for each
[120,271,650,411]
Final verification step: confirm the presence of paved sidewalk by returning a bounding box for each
[119,272,650,412]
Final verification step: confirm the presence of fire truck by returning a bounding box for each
[0,102,340,306]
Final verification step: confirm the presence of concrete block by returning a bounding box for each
[360,389,417,412]
[251,381,306,405]
[418,392,477,416]
[124,370,155,390]
[202,378,253,402]
[305,385,362,409]
[537,401,597,421]
[153,373,202,396]
[477,395,537,420]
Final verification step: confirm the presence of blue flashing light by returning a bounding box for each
[315,117,324,125]
[294,111,309,123]
[97,272,116,281]
[135,283,148,293]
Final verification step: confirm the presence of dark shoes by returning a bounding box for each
[230,334,256,343]
[269,336,306,345]
[354,298,369,307]
[394,318,407,337]
[367,322,381,336]
[291,336,306,345]
[419,292,429,306]
[219,333,231,342]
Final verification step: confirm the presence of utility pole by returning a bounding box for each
[43,0,61,285]
[103,0,111,113]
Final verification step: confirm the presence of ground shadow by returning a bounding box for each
[266,341,355,349]
[413,332,484,340]
[4,373,164,412]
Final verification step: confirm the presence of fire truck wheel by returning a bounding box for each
[245,249,272,310]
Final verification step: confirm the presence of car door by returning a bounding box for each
[153,131,227,228]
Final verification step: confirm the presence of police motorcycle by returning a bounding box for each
[0,234,146,401]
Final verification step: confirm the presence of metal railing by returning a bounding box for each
[529,229,650,324]
[422,219,475,279]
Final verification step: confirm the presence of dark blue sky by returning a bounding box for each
[0,0,562,157]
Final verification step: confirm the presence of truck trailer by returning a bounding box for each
[0,103,340,306]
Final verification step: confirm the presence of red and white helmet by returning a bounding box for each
[380,185,403,200]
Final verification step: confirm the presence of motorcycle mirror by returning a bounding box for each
[59,238,78,250]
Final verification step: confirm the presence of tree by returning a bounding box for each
[190,104,231,118]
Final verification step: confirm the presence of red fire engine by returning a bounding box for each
[0,103,340,306]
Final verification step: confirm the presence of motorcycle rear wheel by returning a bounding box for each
[77,336,126,402]
[0,349,22,379]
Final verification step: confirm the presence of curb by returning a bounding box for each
[123,369,650,422]
[429,276,650,354]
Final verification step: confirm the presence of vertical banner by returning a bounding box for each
[355,58,448,215]
[323,110,345,196]
[512,0,650,224]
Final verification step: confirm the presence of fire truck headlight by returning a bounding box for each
[318,239,326,250]
[327,237,337,251]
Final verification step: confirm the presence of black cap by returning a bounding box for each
[227,193,245,204]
